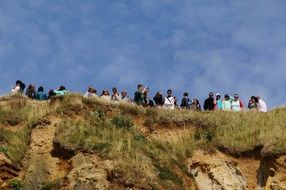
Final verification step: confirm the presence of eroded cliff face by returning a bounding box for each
[189,150,247,190]
[188,150,286,190]
[258,156,286,190]
[1,147,286,190]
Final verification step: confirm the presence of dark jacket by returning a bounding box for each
[180,97,191,109]
[134,91,145,105]
[203,97,215,111]
[153,95,164,106]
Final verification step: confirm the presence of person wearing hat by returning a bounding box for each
[222,94,232,111]
[214,93,223,110]
[203,92,215,111]
[231,94,244,112]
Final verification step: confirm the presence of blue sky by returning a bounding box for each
[0,0,285,108]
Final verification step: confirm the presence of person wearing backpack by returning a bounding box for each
[163,89,176,109]
[231,94,243,112]
[134,84,145,106]
[180,92,191,109]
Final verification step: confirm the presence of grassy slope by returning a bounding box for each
[1,94,286,189]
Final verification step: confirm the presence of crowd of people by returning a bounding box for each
[9,80,268,112]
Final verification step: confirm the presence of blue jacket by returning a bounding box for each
[36,91,48,100]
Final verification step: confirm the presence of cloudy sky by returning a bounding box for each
[0,0,285,108]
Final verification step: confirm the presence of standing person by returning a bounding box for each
[84,86,97,98]
[203,92,215,111]
[111,87,121,101]
[11,82,21,95]
[163,89,176,109]
[121,90,132,103]
[143,87,154,107]
[180,92,191,109]
[54,86,68,96]
[153,91,164,107]
[36,86,48,100]
[134,84,145,106]
[257,96,267,112]
[101,90,111,101]
[11,80,26,95]
[191,99,201,111]
[248,96,259,111]
[214,93,223,110]
[231,94,244,112]
[222,94,232,111]
[26,84,36,99]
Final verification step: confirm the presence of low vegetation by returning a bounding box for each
[0,94,286,189]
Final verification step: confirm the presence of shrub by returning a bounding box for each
[118,103,145,116]
[111,115,134,130]
[41,179,63,190]
[0,145,7,153]
[8,179,25,190]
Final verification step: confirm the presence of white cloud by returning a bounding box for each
[0,0,285,108]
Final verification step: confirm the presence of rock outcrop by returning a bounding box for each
[0,153,20,188]
[64,153,114,190]
[189,150,247,190]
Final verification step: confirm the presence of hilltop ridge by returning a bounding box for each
[0,94,286,190]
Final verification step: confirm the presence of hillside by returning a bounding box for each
[0,94,286,190]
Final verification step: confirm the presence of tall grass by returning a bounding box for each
[1,93,286,189]
[54,110,195,189]
[0,96,49,165]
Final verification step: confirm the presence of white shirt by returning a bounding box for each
[101,95,111,101]
[11,86,21,95]
[258,99,267,112]
[84,92,97,98]
[163,96,175,109]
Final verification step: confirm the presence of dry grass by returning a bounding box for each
[0,95,49,165]
[1,94,286,189]
[54,110,195,189]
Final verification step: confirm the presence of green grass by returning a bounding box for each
[53,93,286,189]
[54,111,195,189]
[1,94,286,189]
[0,95,49,165]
